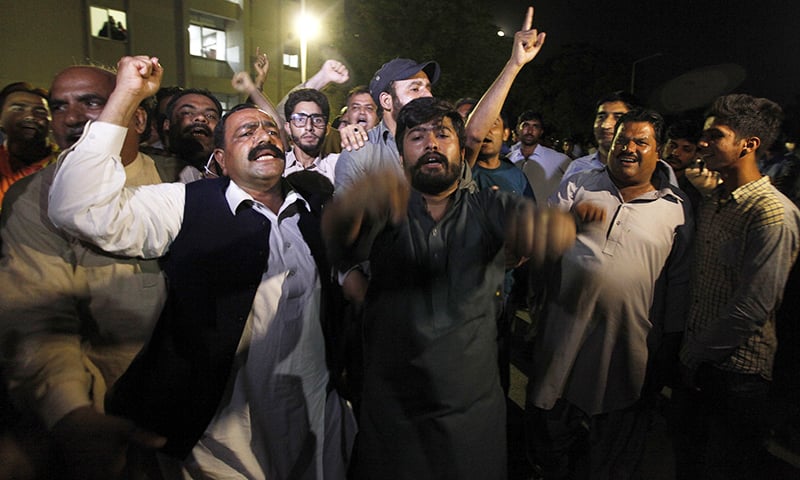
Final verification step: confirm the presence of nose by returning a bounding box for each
[420,86,433,99]
[602,117,616,130]
[424,131,439,151]
[63,103,86,127]
[193,111,208,124]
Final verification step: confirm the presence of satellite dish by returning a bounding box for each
[650,64,746,113]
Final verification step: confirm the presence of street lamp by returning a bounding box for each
[630,53,663,95]
[295,2,319,83]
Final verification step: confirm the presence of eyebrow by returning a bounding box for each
[236,120,277,132]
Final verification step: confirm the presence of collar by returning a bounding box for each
[224,178,309,216]
[717,175,772,205]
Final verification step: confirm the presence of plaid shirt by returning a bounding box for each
[681,176,800,378]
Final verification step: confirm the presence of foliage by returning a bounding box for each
[329,1,631,142]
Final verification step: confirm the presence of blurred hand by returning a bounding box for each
[685,166,721,195]
[322,170,409,249]
[232,71,257,95]
[573,201,606,223]
[51,406,166,480]
[506,203,576,267]
[253,47,268,91]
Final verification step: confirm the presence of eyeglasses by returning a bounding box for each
[290,113,327,128]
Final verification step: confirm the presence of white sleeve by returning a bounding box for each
[48,121,185,258]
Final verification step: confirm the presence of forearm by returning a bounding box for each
[465,60,524,166]
[48,122,184,258]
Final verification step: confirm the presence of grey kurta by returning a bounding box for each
[356,186,517,480]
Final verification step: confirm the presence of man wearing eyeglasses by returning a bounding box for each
[162,88,222,180]
[283,88,338,186]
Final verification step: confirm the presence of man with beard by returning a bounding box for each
[48,56,355,479]
[333,57,440,191]
[163,88,222,179]
[282,88,338,185]
[320,12,576,478]
[508,110,571,200]
[0,82,56,209]
[322,95,575,477]
[526,108,693,479]
[0,64,191,479]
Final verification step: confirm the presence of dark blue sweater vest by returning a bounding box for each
[105,177,338,458]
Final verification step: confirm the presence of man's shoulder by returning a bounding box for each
[745,182,800,230]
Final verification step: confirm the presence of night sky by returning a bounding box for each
[489,0,800,109]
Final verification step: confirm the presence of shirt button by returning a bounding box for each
[432,228,438,236]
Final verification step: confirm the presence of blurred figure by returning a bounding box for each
[0,63,187,480]
[0,82,55,209]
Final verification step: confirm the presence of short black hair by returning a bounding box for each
[595,90,641,111]
[165,88,222,121]
[705,94,783,153]
[666,119,701,145]
[213,103,260,149]
[516,110,544,130]
[284,88,330,121]
[0,82,48,111]
[614,108,666,147]
[395,97,464,157]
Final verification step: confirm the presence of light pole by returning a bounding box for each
[295,1,319,83]
[630,53,663,95]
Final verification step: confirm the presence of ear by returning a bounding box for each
[503,127,511,142]
[740,136,761,157]
[284,121,292,137]
[379,92,393,112]
[132,107,147,135]
[163,118,171,133]
[213,148,227,175]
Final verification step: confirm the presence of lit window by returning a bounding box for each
[90,6,128,41]
[283,46,299,70]
[189,24,226,61]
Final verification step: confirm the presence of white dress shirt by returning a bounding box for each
[49,121,336,479]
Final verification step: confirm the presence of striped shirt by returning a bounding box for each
[681,176,800,378]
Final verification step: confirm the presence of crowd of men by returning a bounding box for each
[1,5,799,480]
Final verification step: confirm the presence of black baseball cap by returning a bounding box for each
[368,58,441,105]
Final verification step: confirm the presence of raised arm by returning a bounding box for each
[232,69,289,148]
[465,6,546,167]
[48,56,184,258]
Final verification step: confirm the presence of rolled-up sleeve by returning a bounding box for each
[48,121,185,258]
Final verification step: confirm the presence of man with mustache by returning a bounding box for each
[47,56,355,478]
[526,109,693,479]
[163,88,222,179]
[0,64,191,478]
[320,10,576,477]
[282,88,338,186]
[340,85,379,132]
[0,82,56,209]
